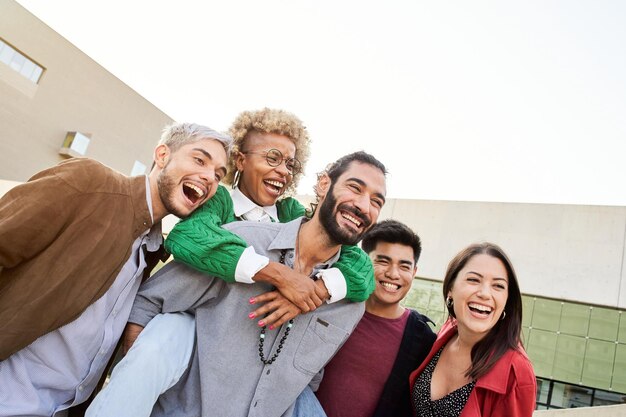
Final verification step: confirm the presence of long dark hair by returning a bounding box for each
[443,242,523,380]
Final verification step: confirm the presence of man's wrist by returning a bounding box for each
[314,279,331,301]
[253,261,284,286]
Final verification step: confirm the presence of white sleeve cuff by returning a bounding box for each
[318,267,347,303]
[234,246,270,284]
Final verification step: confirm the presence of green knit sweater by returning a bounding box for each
[164,185,375,302]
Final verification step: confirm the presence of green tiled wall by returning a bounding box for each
[588,307,619,341]
[403,277,626,394]
[552,334,585,382]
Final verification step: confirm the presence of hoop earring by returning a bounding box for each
[446,296,456,318]
[500,311,506,321]
[233,170,241,188]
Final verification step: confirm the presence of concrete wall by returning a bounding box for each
[379,198,626,309]
[0,0,173,181]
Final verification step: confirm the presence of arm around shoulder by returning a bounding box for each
[165,185,248,282]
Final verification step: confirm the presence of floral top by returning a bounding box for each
[412,348,476,417]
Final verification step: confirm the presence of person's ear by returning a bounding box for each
[235,151,246,173]
[316,173,331,200]
[154,144,171,169]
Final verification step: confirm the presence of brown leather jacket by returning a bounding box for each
[0,158,167,360]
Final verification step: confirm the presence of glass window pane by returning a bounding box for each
[531,299,562,332]
[588,307,619,341]
[30,66,43,83]
[522,296,534,327]
[130,160,147,176]
[526,329,557,377]
[0,43,15,65]
[560,303,590,337]
[549,381,593,408]
[20,59,35,79]
[536,378,551,405]
[9,52,25,72]
[612,343,626,393]
[582,339,615,390]
[552,334,586,383]
[593,389,626,406]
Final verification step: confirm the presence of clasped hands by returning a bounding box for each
[248,261,330,329]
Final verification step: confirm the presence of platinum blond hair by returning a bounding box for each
[159,122,233,154]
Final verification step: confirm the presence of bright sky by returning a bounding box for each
[15,0,626,206]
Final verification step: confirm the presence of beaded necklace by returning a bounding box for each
[258,249,295,365]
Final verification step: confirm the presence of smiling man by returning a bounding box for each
[312,220,436,417]
[111,151,387,417]
[0,123,231,416]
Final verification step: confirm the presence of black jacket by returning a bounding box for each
[372,309,436,417]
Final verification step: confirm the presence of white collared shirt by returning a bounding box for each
[231,188,278,222]
[231,187,346,303]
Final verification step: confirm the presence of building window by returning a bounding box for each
[59,132,91,158]
[0,38,44,83]
[131,160,147,176]
[535,377,626,409]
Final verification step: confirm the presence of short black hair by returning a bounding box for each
[311,150,388,210]
[361,219,422,263]
[326,151,387,183]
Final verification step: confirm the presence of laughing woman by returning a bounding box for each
[409,243,536,417]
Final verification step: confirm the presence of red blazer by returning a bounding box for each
[409,319,536,417]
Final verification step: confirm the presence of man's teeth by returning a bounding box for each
[265,180,284,188]
[184,183,204,198]
[468,303,492,314]
[341,212,361,227]
[380,281,400,290]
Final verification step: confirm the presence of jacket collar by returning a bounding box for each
[130,174,156,238]
[439,320,521,394]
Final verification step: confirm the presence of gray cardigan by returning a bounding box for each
[129,218,365,417]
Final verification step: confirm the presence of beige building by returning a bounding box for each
[0,0,173,182]
[2,0,625,413]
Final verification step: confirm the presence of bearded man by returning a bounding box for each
[107,151,387,417]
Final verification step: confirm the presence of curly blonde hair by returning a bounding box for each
[224,108,311,196]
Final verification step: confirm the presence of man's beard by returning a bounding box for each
[318,183,372,246]
[157,165,189,219]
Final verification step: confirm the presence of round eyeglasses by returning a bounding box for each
[242,148,302,175]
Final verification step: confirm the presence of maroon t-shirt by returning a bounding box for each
[315,309,410,417]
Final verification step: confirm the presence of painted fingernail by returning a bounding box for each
[249,297,256,304]
[269,325,275,330]
[258,320,265,327]
[248,312,256,319]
